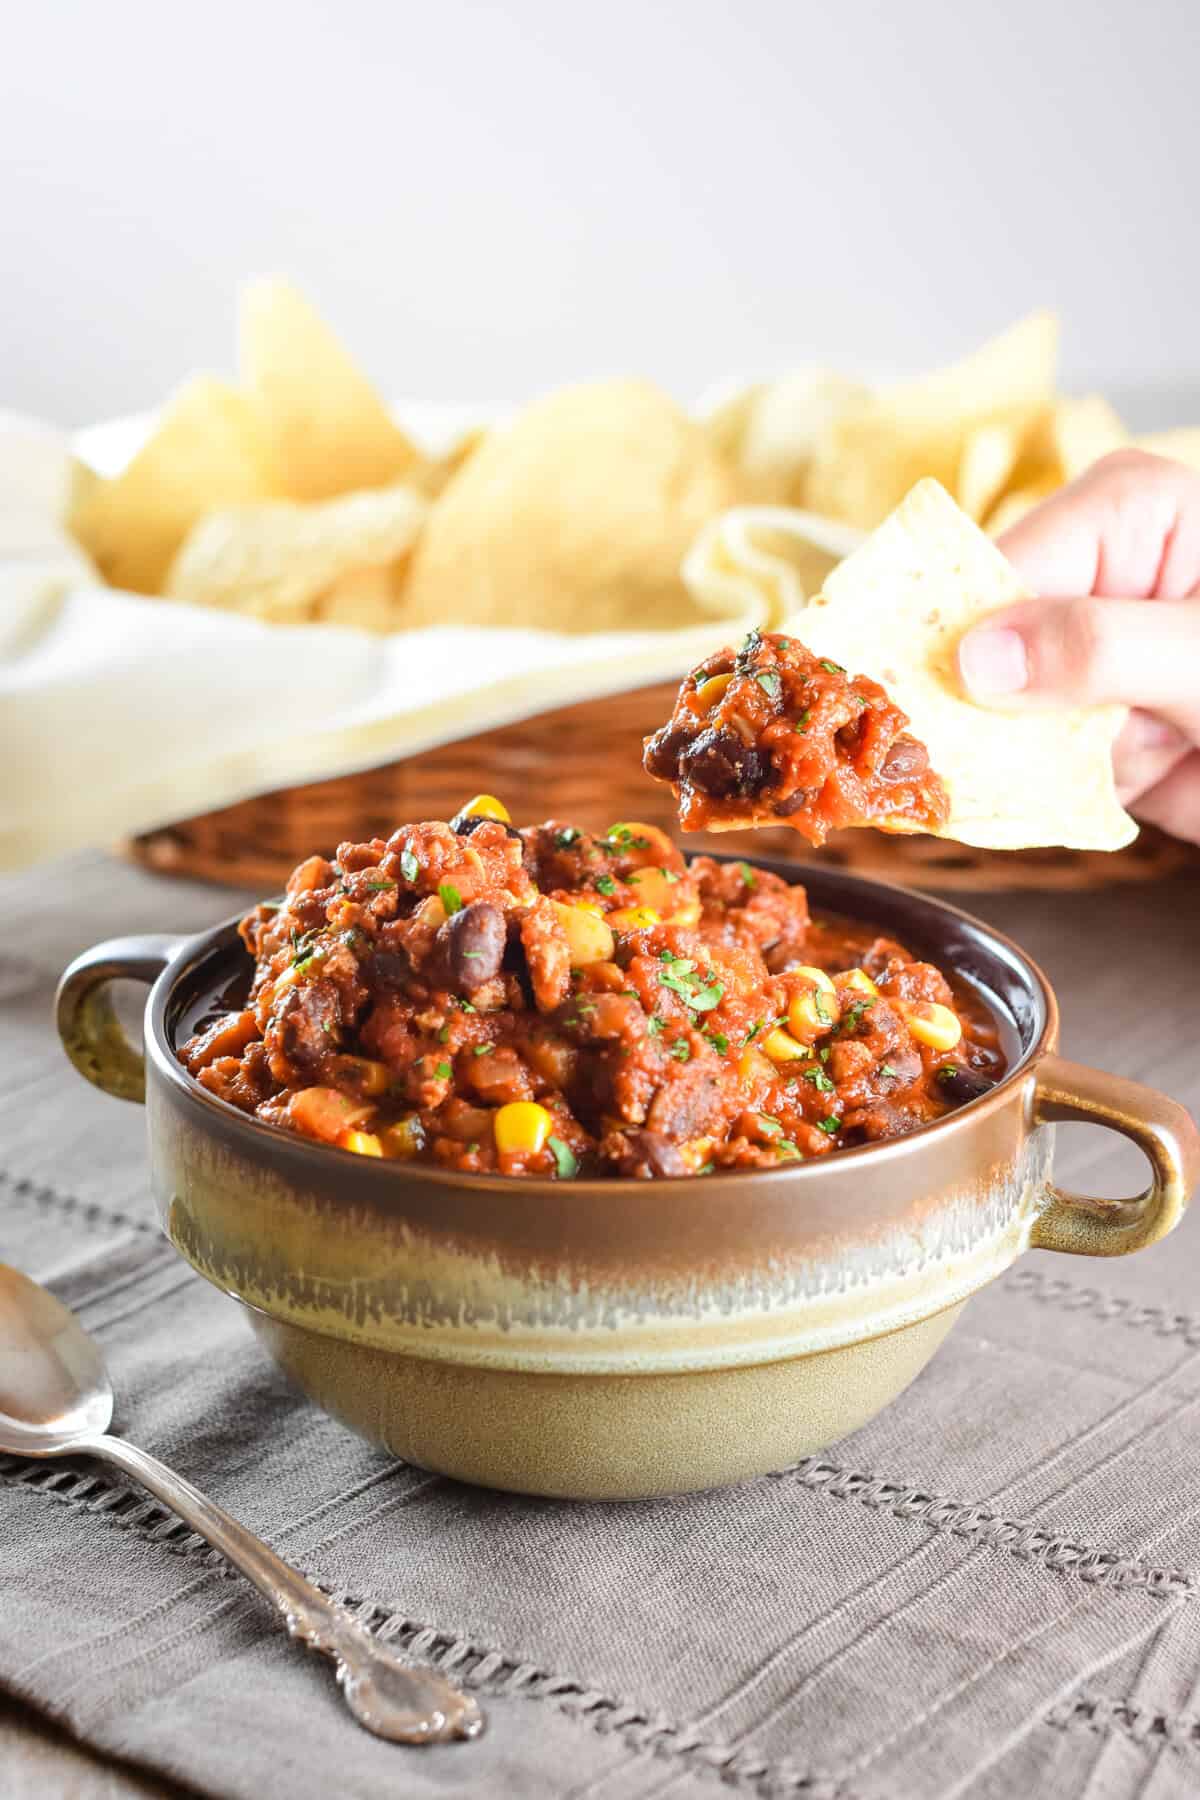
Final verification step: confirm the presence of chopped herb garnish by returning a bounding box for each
[548,1136,579,1178]
[755,670,782,701]
[697,1160,716,1175]
[595,875,618,896]
[758,1115,783,1137]
[668,1038,691,1062]
[706,1031,729,1054]
[776,1140,800,1159]
[840,998,874,1032]
[472,1044,494,1057]
[794,709,811,734]
[813,990,833,1026]
[737,861,756,889]
[745,1014,784,1043]
[321,1020,334,1036]
[658,949,724,1013]
[819,658,845,674]
[819,1047,831,1063]
[881,1062,899,1079]
[576,1001,597,1016]
[605,825,651,850]
[663,868,680,884]
[817,1115,841,1135]
[553,827,582,849]
[399,848,420,883]
[366,877,396,891]
[455,997,476,1013]
[647,1014,666,1036]
[804,1066,836,1094]
[438,882,463,915]
[437,1025,451,1043]
[434,1061,452,1079]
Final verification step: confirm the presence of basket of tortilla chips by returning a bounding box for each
[66,281,1200,891]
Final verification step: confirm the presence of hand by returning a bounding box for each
[956,449,1200,845]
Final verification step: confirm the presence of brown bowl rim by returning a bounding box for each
[146,857,1057,1201]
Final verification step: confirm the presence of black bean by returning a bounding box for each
[773,788,810,817]
[936,1063,995,1105]
[881,737,929,781]
[618,1130,689,1178]
[642,722,690,782]
[441,902,506,992]
[679,729,769,799]
[449,809,524,845]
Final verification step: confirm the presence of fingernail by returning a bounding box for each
[958,626,1029,698]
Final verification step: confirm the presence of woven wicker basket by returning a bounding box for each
[126,680,1197,894]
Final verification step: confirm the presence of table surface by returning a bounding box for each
[2,851,1198,1800]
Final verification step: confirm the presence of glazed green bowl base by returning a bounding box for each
[243,1299,963,1500]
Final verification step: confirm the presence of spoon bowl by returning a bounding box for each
[0,1261,483,1745]
[0,1265,113,1453]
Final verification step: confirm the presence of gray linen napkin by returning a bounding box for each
[2,853,1199,1800]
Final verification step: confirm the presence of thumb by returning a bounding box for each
[957,596,1200,737]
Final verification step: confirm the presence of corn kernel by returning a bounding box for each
[493,1100,554,1155]
[906,1002,963,1052]
[343,1130,383,1157]
[737,1047,776,1086]
[668,898,702,928]
[787,969,840,1040]
[841,968,879,998]
[607,905,661,931]
[551,900,615,967]
[461,793,510,822]
[792,964,836,994]
[379,1116,425,1159]
[329,1055,391,1096]
[762,1026,810,1063]
[694,671,733,709]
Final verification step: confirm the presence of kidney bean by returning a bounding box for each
[881,737,929,781]
[449,810,524,845]
[680,729,769,799]
[619,1130,689,1178]
[936,1063,995,1105]
[773,788,811,817]
[642,721,690,781]
[442,902,506,992]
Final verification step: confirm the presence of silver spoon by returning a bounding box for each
[0,1263,483,1745]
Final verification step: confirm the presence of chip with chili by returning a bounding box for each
[643,628,949,845]
[672,478,1137,852]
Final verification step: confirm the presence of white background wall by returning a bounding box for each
[3,0,1197,428]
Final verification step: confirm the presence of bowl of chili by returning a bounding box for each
[57,818,1199,1499]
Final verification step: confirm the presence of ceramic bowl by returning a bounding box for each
[57,860,1199,1500]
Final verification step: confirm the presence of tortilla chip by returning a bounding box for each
[66,378,277,594]
[682,507,865,628]
[400,380,743,633]
[804,313,1059,529]
[956,420,1024,522]
[240,278,423,501]
[706,370,871,504]
[797,480,1135,850]
[164,484,427,628]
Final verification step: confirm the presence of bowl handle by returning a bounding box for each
[56,936,188,1103]
[1030,1053,1200,1257]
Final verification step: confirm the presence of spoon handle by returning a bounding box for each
[87,1433,483,1744]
